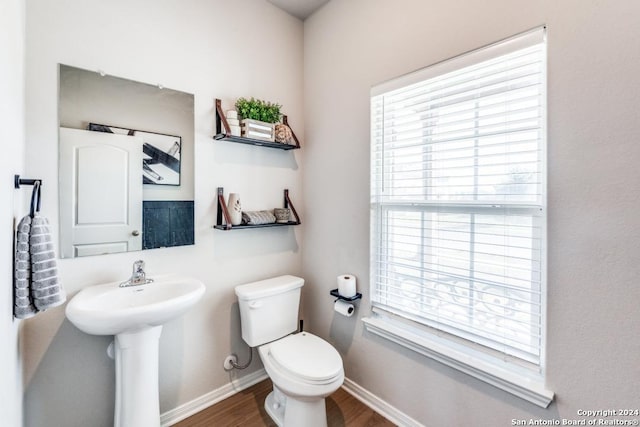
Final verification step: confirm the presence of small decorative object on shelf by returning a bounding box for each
[241,118,275,142]
[213,99,301,150]
[274,124,293,144]
[226,110,241,136]
[227,193,242,225]
[235,97,280,142]
[273,208,290,223]
[235,97,281,123]
[215,187,301,230]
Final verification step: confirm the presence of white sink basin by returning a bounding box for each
[66,274,206,427]
[66,274,205,335]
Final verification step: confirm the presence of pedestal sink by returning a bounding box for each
[66,274,205,427]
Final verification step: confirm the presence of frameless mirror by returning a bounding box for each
[58,64,195,258]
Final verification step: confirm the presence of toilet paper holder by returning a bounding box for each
[330,288,362,302]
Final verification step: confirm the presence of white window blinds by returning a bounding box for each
[370,28,546,367]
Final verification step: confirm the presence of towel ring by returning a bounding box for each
[14,175,43,189]
[29,181,42,218]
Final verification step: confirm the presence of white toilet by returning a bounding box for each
[235,275,344,427]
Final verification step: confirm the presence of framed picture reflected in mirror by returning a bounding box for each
[88,123,181,186]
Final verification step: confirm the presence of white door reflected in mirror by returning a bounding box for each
[59,127,143,258]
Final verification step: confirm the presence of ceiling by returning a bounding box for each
[266,0,330,20]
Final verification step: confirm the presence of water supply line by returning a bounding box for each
[229,346,253,370]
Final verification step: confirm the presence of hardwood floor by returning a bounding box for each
[173,379,396,427]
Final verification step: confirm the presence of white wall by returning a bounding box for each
[303,0,640,425]
[0,0,25,425]
[20,1,640,426]
[23,1,303,426]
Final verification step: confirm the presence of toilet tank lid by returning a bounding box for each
[235,275,304,300]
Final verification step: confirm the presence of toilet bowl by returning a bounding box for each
[235,275,344,427]
[259,332,344,427]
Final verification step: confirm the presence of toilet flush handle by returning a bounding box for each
[249,301,263,309]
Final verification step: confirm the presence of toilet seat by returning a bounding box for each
[267,332,342,384]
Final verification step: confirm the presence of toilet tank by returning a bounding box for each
[235,275,304,347]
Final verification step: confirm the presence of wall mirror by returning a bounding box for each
[58,64,195,258]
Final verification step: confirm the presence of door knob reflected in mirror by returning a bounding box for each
[132,230,140,236]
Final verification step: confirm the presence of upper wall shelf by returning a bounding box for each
[213,99,301,150]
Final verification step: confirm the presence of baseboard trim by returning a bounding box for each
[160,369,268,426]
[341,377,424,427]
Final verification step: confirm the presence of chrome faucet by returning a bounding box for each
[120,260,154,287]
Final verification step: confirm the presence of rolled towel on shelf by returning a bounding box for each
[241,210,277,225]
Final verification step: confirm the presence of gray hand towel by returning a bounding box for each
[14,215,37,319]
[30,213,65,311]
[13,210,66,319]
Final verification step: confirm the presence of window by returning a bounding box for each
[367,28,552,405]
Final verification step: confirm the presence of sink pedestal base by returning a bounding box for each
[114,326,163,427]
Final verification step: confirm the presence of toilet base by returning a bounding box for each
[264,390,285,426]
[264,386,328,427]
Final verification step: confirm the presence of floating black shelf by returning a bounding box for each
[330,289,363,302]
[213,133,299,150]
[213,99,301,150]
[214,187,301,231]
[213,221,299,231]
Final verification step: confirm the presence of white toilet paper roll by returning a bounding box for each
[337,274,357,298]
[334,300,355,317]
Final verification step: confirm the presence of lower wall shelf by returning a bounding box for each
[213,221,299,231]
[214,187,301,231]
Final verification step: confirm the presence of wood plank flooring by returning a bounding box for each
[173,379,396,427]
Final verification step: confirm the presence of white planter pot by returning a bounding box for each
[240,119,275,142]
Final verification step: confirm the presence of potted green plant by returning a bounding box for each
[235,97,282,142]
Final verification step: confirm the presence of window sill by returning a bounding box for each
[362,315,554,408]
